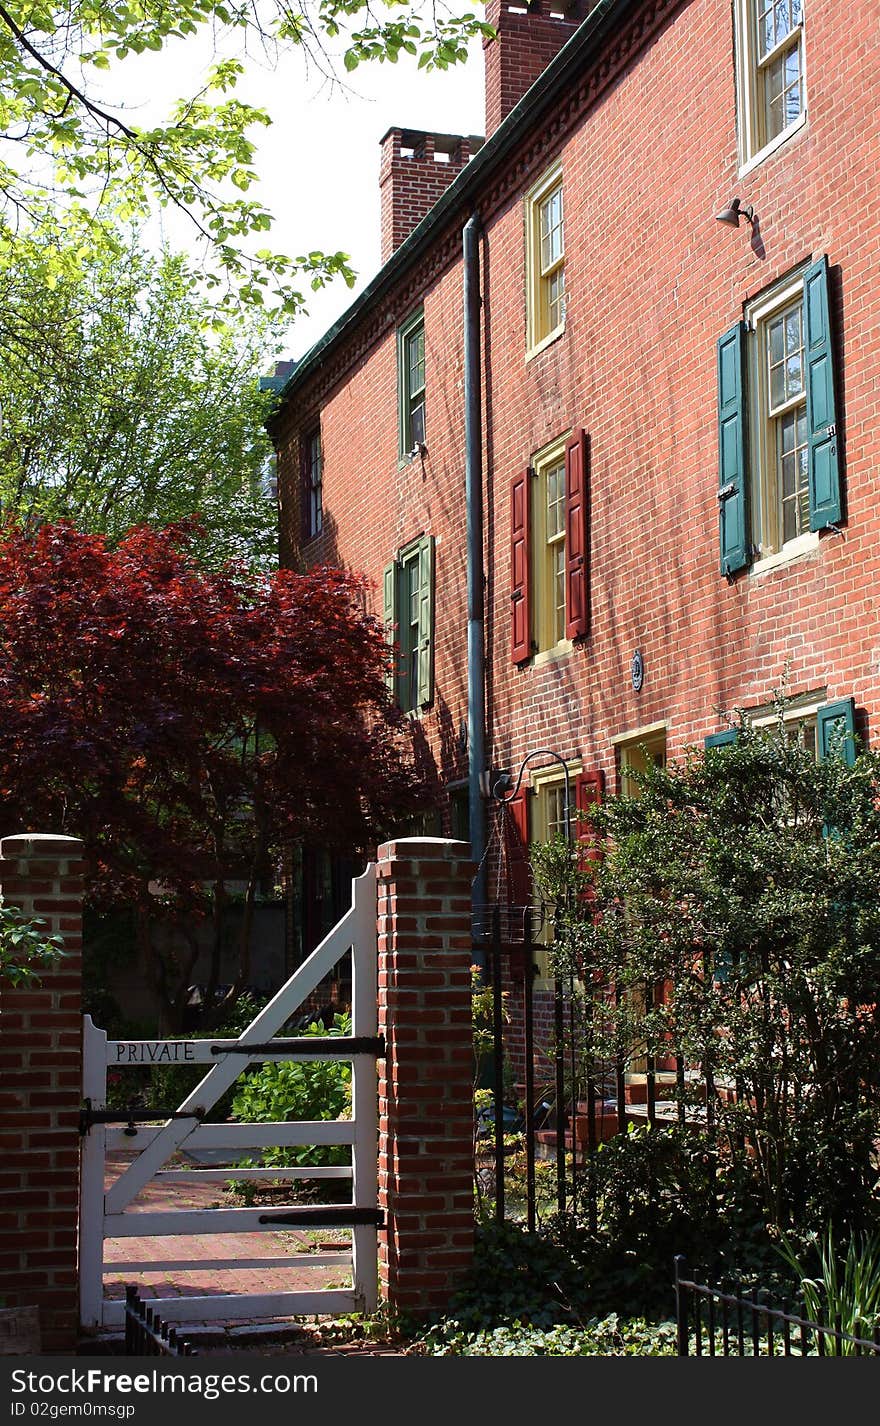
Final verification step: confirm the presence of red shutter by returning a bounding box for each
[510,467,532,664]
[575,770,604,898]
[507,789,531,906]
[565,429,589,640]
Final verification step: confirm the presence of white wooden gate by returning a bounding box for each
[79,866,379,1330]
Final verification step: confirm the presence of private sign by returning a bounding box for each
[111,1041,197,1064]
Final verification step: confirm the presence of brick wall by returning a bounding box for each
[0,834,85,1353]
[275,0,880,810]
[376,838,475,1314]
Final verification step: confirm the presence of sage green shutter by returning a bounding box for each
[816,697,856,766]
[383,559,397,696]
[704,729,738,749]
[717,321,750,576]
[804,255,842,530]
[416,534,435,707]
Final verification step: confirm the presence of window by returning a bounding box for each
[534,440,567,652]
[707,694,857,765]
[735,0,806,170]
[717,256,841,576]
[383,534,435,712]
[530,764,578,963]
[301,427,322,541]
[510,430,589,663]
[398,310,426,459]
[501,763,602,975]
[525,165,565,355]
[613,726,667,798]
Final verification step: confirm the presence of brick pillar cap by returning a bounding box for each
[1,833,85,858]
[377,836,472,860]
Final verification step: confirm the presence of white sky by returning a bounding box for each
[113,28,486,360]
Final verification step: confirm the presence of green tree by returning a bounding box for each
[0,228,279,568]
[0,0,491,313]
[0,901,65,987]
[551,697,880,1238]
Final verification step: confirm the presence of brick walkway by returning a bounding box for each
[102,1154,346,1312]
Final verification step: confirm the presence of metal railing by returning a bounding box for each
[124,1285,198,1356]
[674,1257,880,1357]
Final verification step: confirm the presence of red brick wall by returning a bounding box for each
[276,0,880,808]
[0,834,85,1352]
[376,838,475,1313]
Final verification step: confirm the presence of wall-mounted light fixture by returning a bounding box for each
[715,196,756,228]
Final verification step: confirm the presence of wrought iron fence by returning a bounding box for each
[475,902,661,1230]
[674,1257,880,1357]
[474,900,741,1231]
[124,1285,197,1356]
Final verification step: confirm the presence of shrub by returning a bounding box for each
[231,1011,352,1168]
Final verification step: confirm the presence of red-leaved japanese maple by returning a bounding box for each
[0,519,428,1028]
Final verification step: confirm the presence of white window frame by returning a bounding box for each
[735,0,807,176]
[746,266,819,572]
[524,162,565,359]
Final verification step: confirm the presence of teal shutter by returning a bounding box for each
[383,560,398,697]
[804,255,842,531]
[817,697,856,766]
[704,729,738,749]
[717,322,750,576]
[416,534,435,707]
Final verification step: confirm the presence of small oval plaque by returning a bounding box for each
[631,649,644,692]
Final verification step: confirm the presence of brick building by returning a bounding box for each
[268,0,877,949]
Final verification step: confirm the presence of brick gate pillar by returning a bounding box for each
[376,837,475,1316]
[0,834,85,1353]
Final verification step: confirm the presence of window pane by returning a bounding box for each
[783,48,802,125]
[410,400,426,448]
[757,0,774,60]
[777,404,809,543]
[546,268,565,332]
[770,357,786,409]
[554,546,565,643]
[407,329,425,396]
[539,188,564,269]
[766,300,804,410]
[763,35,802,140]
[546,462,565,539]
[546,784,567,840]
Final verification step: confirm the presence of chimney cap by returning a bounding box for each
[379,126,485,154]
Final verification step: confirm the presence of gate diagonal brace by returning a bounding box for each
[209,1034,386,1058]
[258,1207,385,1228]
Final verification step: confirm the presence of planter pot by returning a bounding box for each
[0,1306,41,1356]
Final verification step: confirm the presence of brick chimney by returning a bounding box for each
[483,0,584,138]
[380,129,483,264]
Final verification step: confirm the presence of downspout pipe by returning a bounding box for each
[463,213,487,917]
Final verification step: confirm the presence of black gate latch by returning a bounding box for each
[78,1097,205,1136]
